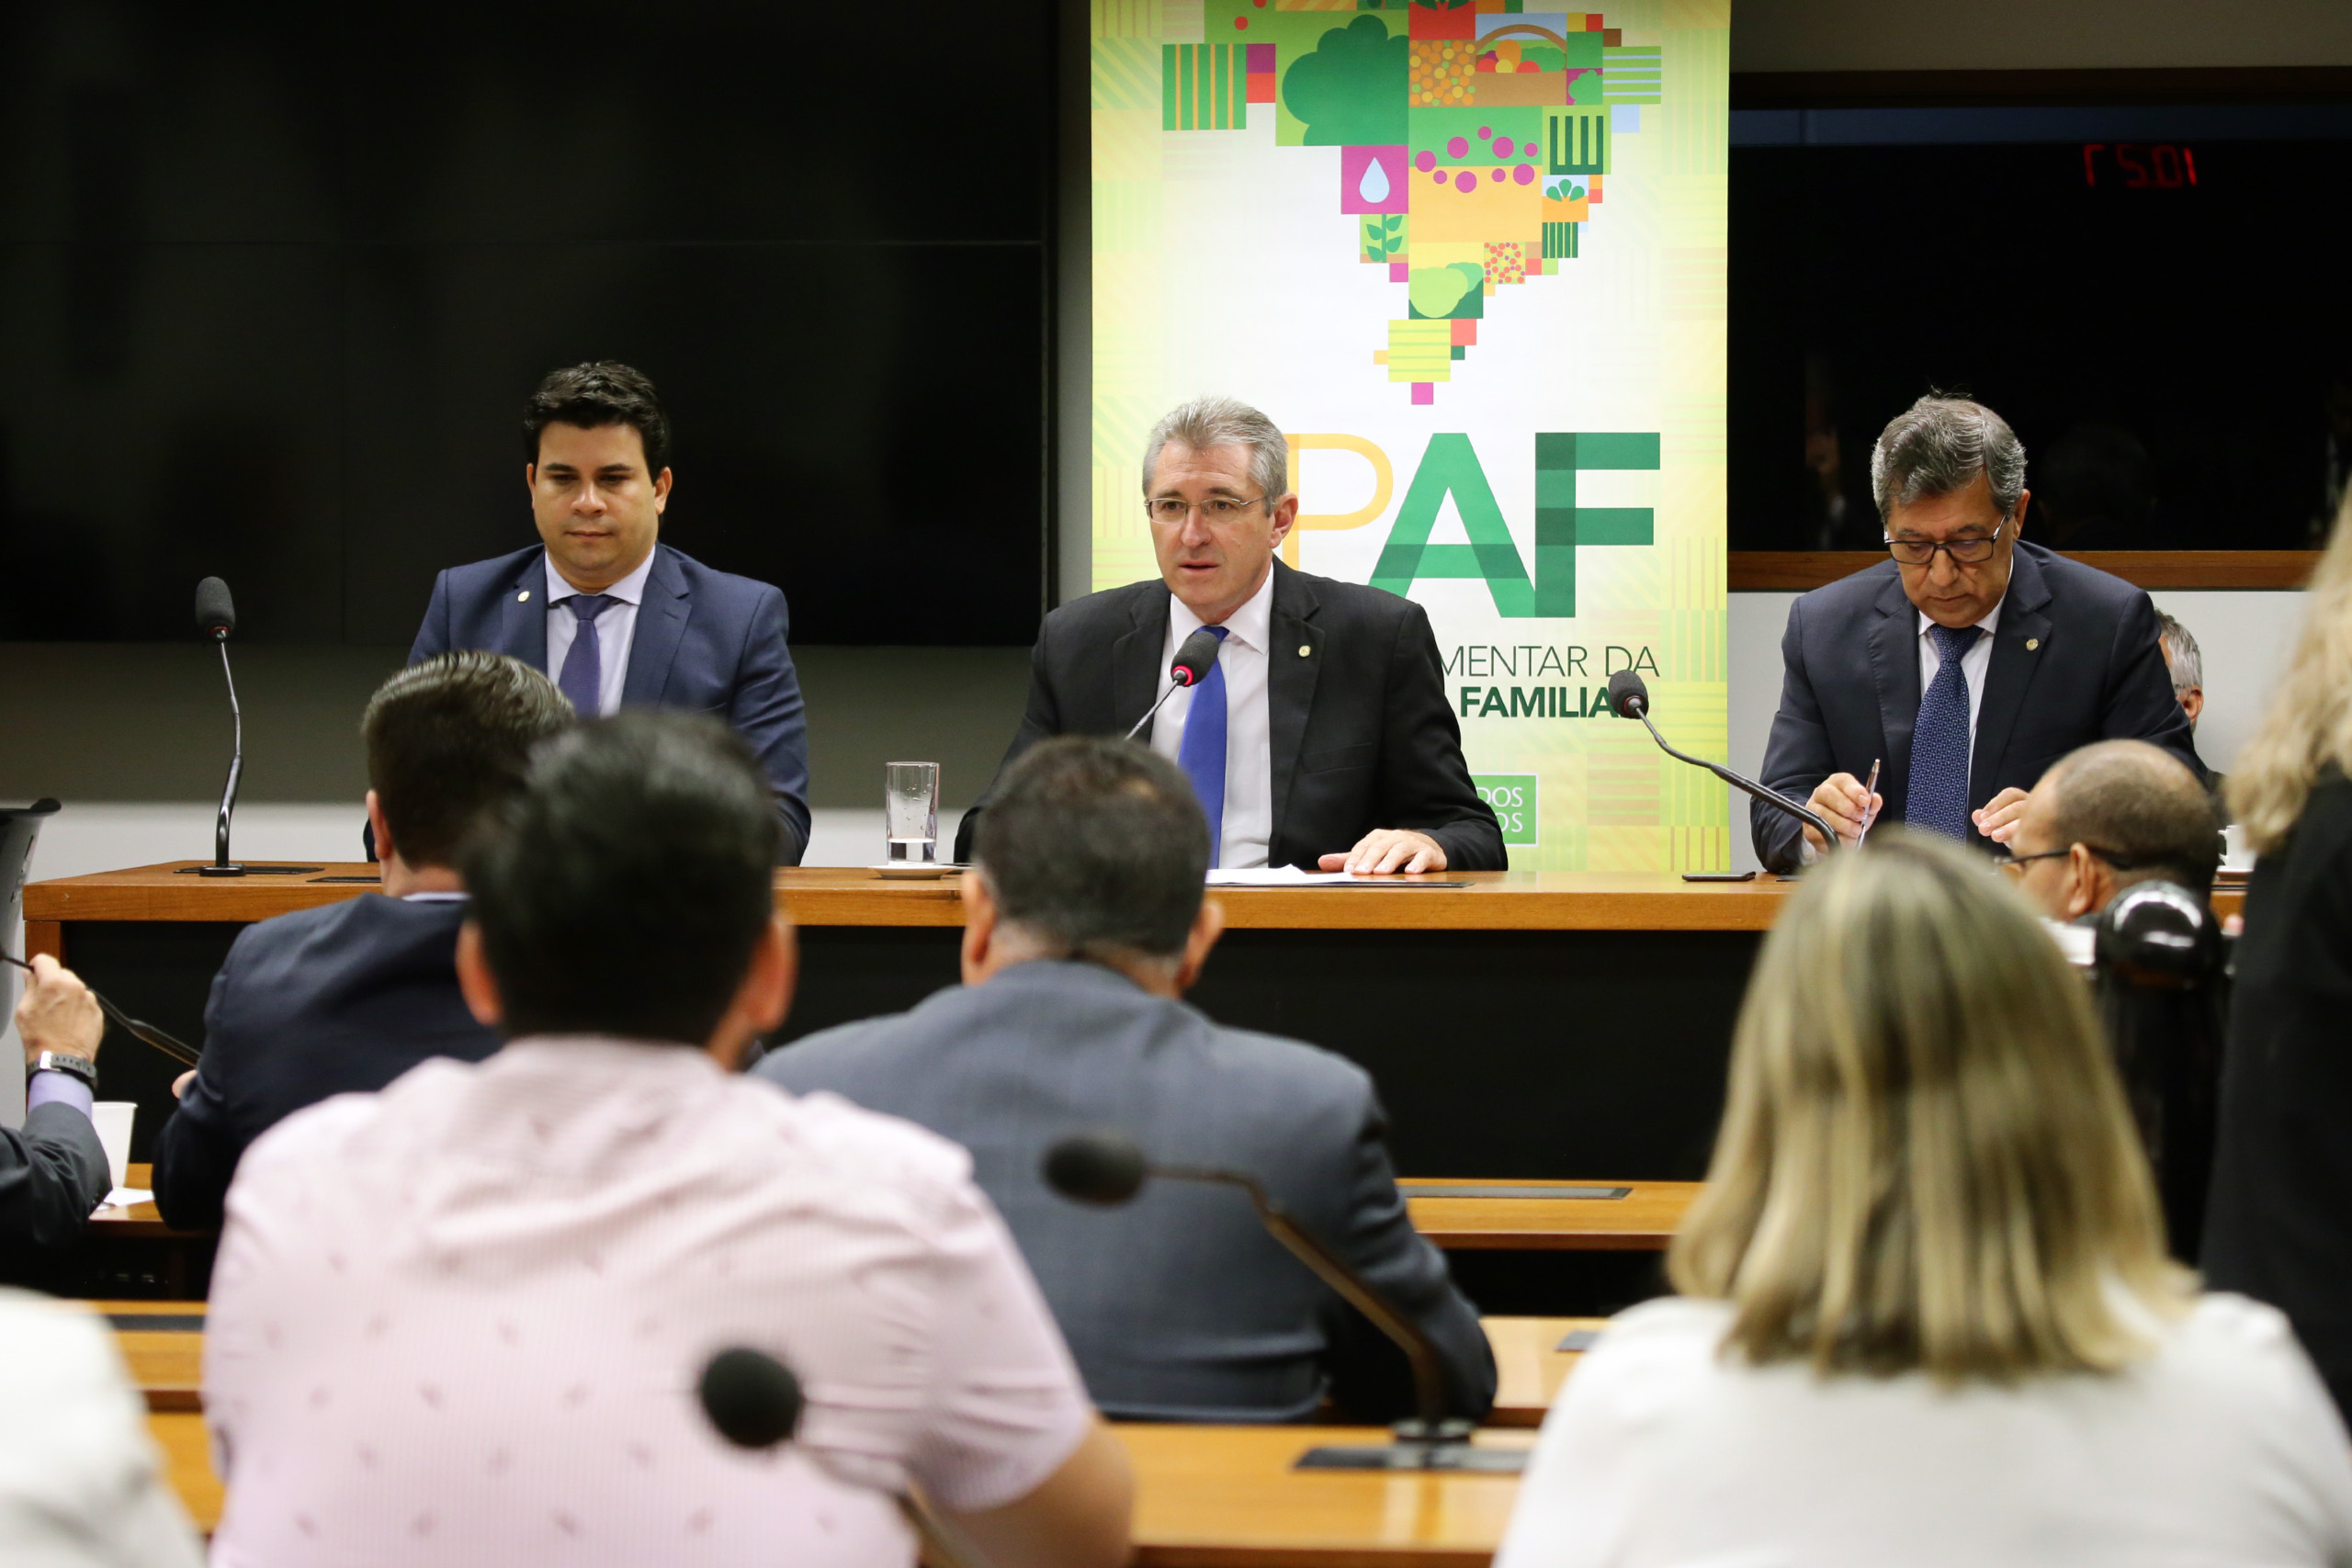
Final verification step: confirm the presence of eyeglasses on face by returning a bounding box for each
[1885,516,2009,567]
[1148,495,1269,526]
[1996,844,2150,876]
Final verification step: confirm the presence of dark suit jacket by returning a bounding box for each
[757,960,1497,1424]
[1753,542,2199,871]
[149,895,500,1231]
[955,562,1503,869]
[409,542,810,863]
[2203,774,2352,1423]
[0,1103,108,1258]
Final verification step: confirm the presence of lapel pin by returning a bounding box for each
[2026,637,2039,650]
[517,590,531,604]
[1299,644,1312,657]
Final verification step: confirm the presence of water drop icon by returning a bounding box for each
[1358,156,1391,204]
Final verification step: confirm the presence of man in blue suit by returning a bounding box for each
[148,653,574,1230]
[1755,395,2199,873]
[407,362,811,863]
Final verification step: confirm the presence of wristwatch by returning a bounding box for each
[30,1051,98,1091]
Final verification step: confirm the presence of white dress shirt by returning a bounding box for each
[205,1037,1093,1568]
[544,548,656,717]
[0,1290,205,1567]
[1496,1292,2352,1568]
[1917,592,2006,758]
[1151,570,1274,869]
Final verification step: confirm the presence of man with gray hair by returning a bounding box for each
[955,395,1501,873]
[1753,394,2199,872]
[765,736,1497,1424]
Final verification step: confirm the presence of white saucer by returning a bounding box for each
[870,863,955,880]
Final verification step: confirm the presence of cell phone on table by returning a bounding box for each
[1682,870,1759,882]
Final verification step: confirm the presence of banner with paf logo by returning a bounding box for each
[1091,0,1730,871]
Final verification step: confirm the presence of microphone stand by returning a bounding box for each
[1125,678,1188,740]
[1627,705,1844,860]
[201,630,245,876]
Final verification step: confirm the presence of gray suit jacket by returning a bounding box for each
[756,961,1496,1424]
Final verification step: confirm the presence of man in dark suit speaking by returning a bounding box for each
[1755,394,2199,872]
[408,362,811,863]
[956,396,1501,873]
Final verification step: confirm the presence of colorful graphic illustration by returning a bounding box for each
[1092,0,1730,870]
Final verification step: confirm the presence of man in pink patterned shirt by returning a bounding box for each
[203,712,1132,1567]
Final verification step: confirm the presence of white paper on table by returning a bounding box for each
[1204,867,1362,886]
[96,1187,153,1212]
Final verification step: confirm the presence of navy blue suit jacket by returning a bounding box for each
[408,542,810,863]
[148,896,501,1231]
[1754,542,2200,872]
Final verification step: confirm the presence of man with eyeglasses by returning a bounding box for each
[954,396,1501,873]
[1753,395,2199,873]
[1997,739,2222,921]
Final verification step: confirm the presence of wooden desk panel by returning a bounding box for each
[1403,1179,1697,1251]
[151,1412,222,1534]
[1484,1316,1603,1429]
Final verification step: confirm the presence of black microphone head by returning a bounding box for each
[194,577,236,638]
[1169,626,1225,688]
[1042,1132,1148,1206]
[2095,881,2224,990]
[697,1347,804,1450]
[1606,669,1648,719]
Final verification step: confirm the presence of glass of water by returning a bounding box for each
[885,761,940,863]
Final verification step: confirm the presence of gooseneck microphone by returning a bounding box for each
[195,577,245,876]
[1125,627,1227,740]
[1606,671,1843,857]
[695,1347,990,1567]
[1044,1132,1521,1473]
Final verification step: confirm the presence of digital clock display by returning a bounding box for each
[2081,143,2199,187]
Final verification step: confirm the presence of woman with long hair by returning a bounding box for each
[1495,832,2352,1568]
[2205,492,2352,1424]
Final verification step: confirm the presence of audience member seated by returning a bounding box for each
[761,736,1496,1424]
[2,957,112,1261]
[1997,739,2222,923]
[0,1290,204,1564]
[2207,501,2352,1425]
[149,652,574,1231]
[1495,831,2352,1568]
[2157,608,2227,800]
[202,712,1131,1568]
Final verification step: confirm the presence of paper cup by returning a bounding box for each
[91,1101,135,1194]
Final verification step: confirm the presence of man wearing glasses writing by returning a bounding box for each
[956,396,1501,874]
[1753,395,2199,873]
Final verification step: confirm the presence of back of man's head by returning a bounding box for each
[461,710,780,1044]
[362,653,575,870]
[2049,739,2222,895]
[974,738,1207,967]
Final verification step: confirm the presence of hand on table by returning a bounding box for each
[1802,773,1881,855]
[1319,829,1449,875]
[16,953,103,1065]
[1973,787,2032,847]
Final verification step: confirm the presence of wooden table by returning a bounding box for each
[1402,1179,1695,1252]
[1484,1316,1602,1428]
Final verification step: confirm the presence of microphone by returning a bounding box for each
[695,1347,991,1567]
[1125,627,1227,740]
[194,578,246,877]
[1606,671,1843,859]
[1044,1131,1521,1473]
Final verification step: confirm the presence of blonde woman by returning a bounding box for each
[2206,493,2352,1426]
[1495,832,2352,1568]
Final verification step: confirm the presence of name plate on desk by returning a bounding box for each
[1403,1184,1630,1200]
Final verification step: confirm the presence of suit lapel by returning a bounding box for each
[1864,570,1921,820]
[500,550,549,669]
[1267,561,1321,845]
[1968,547,2055,808]
[621,545,691,706]
[1111,588,1169,736]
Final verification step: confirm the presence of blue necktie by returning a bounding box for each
[557,593,614,716]
[1909,622,1983,841]
[1175,626,1232,866]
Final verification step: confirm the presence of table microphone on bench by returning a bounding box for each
[1606,670,1844,856]
[1125,627,1227,740]
[193,577,247,877]
[696,1347,993,1567]
[1044,1132,1522,1473]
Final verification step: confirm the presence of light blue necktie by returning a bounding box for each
[1909,622,1983,841]
[1175,626,1232,866]
[557,593,614,716]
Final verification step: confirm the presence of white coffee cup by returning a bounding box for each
[2222,822,2255,874]
[91,1101,135,1194]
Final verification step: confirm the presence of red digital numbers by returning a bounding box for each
[2082,143,2199,188]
